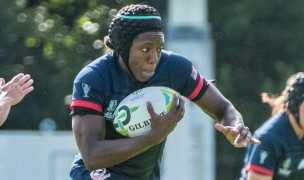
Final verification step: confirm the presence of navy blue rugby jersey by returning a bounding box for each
[240,113,304,180]
[70,50,209,180]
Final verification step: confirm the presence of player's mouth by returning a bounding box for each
[143,70,155,77]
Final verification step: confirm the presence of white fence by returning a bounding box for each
[0,131,78,180]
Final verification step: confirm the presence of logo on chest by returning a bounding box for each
[104,100,118,120]
[278,158,292,177]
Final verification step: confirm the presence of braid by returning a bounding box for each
[106,4,163,71]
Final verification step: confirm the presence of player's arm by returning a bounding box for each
[0,97,13,126]
[194,83,260,147]
[72,114,154,170]
[72,94,184,171]
[247,170,272,180]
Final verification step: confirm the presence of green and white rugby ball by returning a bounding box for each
[113,86,177,137]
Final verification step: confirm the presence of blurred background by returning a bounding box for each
[1,0,304,179]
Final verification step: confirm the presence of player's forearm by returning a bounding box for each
[73,115,158,171]
[221,102,244,126]
[0,98,13,126]
[82,134,157,171]
[194,84,243,125]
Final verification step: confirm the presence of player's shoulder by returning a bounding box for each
[255,113,289,134]
[74,51,116,82]
[254,113,290,143]
[88,51,116,69]
[161,50,190,60]
[160,50,192,66]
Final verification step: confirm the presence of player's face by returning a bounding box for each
[128,31,164,82]
[299,101,304,129]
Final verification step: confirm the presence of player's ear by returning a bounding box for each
[110,26,124,48]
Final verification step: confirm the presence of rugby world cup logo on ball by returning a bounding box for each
[113,86,176,137]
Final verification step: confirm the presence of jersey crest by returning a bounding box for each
[278,158,292,177]
[82,83,91,98]
[259,150,268,164]
[104,100,118,120]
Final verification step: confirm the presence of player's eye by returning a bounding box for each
[157,47,163,53]
[142,48,149,53]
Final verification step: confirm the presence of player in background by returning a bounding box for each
[70,4,260,180]
[240,72,304,180]
[0,73,34,126]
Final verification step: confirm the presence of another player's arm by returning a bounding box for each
[0,98,13,126]
[0,74,33,126]
[247,170,272,180]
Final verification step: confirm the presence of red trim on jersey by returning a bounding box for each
[187,75,204,100]
[246,164,273,176]
[70,100,103,112]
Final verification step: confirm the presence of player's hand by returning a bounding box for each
[215,123,260,148]
[146,93,185,144]
[0,73,34,105]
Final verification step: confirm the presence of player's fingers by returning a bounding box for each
[241,132,260,146]
[249,137,261,145]
[177,95,185,110]
[10,73,24,83]
[214,123,225,133]
[232,123,249,142]
[176,94,185,109]
[0,78,11,91]
[171,93,180,111]
[0,78,4,92]
[234,123,245,132]
[17,74,31,86]
[233,126,249,145]
[241,131,251,146]
[232,134,246,147]
[21,79,34,90]
[24,86,34,95]
[146,101,157,118]
[234,127,261,146]
[240,126,249,136]
[0,78,5,86]
[214,123,232,134]
[175,96,185,122]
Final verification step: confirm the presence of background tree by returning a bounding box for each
[0,0,137,129]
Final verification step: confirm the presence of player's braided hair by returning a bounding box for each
[105,4,163,70]
[284,72,304,127]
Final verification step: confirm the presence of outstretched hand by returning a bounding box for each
[0,73,34,106]
[215,123,260,148]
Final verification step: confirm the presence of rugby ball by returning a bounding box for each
[113,86,177,137]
